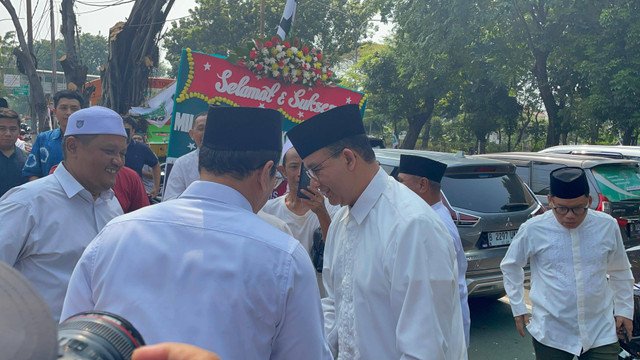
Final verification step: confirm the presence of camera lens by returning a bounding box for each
[58,311,145,360]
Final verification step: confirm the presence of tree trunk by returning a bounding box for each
[623,128,633,145]
[59,0,93,106]
[400,96,435,149]
[420,118,432,149]
[561,132,568,145]
[101,0,175,113]
[1,0,48,133]
[477,137,487,154]
[531,49,561,148]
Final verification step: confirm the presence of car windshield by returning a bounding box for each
[591,165,640,201]
[441,172,536,213]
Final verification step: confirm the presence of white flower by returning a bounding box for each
[272,71,280,77]
[261,48,269,55]
[291,47,298,53]
[303,71,310,79]
[276,45,283,52]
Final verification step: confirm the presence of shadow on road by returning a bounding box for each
[468,297,535,360]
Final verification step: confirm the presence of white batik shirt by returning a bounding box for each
[501,210,634,355]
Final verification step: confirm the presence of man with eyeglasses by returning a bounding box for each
[501,167,634,360]
[287,104,466,359]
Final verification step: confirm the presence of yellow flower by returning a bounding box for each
[315,62,321,69]
[286,49,293,57]
[272,63,279,70]
[283,65,290,72]
[322,74,327,81]
[297,51,303,57]
[271,48,278,55]
[305,56,312,62]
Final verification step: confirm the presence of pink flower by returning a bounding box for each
[256,63,263,71]
[278,60,285,67]
[327,70,333,77]
[302,46,309,54]
[316,53,322,61]
[284,42,290,48]
[250,50,258,59]
[265,41,273,48]
[237,59,246,66]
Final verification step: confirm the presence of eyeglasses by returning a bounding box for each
[551,206,589,216]
[306,148,344,181]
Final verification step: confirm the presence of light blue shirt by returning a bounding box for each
[23,127,64,178]
[61,181,332,360]
[0,163,122,322]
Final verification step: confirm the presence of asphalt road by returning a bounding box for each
[468,248,640,360]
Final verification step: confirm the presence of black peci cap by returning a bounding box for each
[399,154,448,183]
[550,167,589,199]
[202,106,283,152]
[286,104,365,159]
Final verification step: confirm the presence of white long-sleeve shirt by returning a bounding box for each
[322,168,467,359]
[162,149,199,201]
[0,163,122,322]
[501,210,634,355]
[432,201,470,347]
[61,181,332,360]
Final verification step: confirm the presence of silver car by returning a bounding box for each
[375,149,543,298]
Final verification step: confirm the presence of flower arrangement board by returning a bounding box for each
[162,48,367,188]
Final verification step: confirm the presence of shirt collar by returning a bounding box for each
[349,167,387,225]
[53,162,115,201]
[52,127,63,139]
[180,181,253,213]
[431,200,444,210]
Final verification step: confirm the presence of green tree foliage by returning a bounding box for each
[354,0,640,150]
[34,33,107,75]
[163,0,376,76]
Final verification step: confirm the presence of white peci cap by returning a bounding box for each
[64,106,127,138]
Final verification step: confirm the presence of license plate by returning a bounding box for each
[629,223,640,237]
[487,230,518,247]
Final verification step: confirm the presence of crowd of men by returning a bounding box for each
[0,90,635,360]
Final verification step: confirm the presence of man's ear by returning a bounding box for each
[257,160,275,191]
[418,177,430,194]
[65,137,80,157]
[278,164,286,176]
[343,149,357,171]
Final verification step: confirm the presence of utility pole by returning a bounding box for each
[50,0,57,96]
[26,0,33,54]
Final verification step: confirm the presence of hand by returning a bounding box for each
[514,314,530,338]
[132,343,221,360]
[300,183,327,215]
[616,316,633,342]
[148,187,160,199]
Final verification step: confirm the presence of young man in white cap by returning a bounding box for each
[287,104,466,359]
[61,106,332,360]
[0,106,127,322]
[501,167,634,359]
[397,154,470,347]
